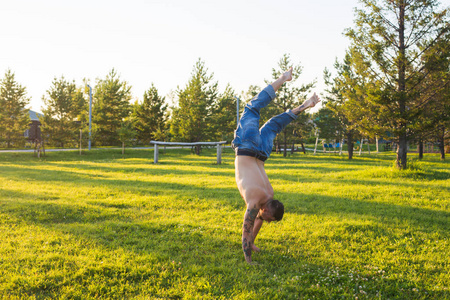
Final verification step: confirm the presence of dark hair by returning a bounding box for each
[268,199,284,221]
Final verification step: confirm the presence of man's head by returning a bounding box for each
[260,199,284,222]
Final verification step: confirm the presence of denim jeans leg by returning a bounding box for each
[232,85,277,152]
[259,110,297,157]
[245,85,276,112]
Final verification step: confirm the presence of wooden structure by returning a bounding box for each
[150,141,227,164]
[25,110,43,142]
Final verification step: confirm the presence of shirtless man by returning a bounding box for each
[232,67,320,264]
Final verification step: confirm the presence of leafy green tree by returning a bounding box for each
[323,49,379,159]
[170,59,218,154]
[346,0,449,169]
[41,76,85,148]
[313,107,344,149]
[0,70,30,148]
[238,85,259,117]
[428,84,450,161]
[212,84,238,142]
[93,69,132,146]
[323,70,353,158]
[132,84,168,144]
[265,54,314,157]
[117,118,137,155]
[240,85,260,101]
[153,124,169,143]
[290,112,314,154]
[412,70,450,160]
[415,37,450,160]
[75,84,92,149]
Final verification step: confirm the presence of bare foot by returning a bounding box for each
[283,67,293,82]
[303,93,320,108]
[251,244,261,252]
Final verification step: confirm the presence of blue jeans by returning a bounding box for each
[232,85,298,159]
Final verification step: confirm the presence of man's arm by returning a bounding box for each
[242,204,259,264]
[252,217,263,252]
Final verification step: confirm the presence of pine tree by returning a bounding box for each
[0,70,30,148]
[93,69,132,146]
[265,54,314,157]
[132,84,167,144]
[323,49,379,159]
[41,77,85,148]
[212,84,237,142]
[346,0,449,169]
[117,118,137,154]
[416,36,450,160]
[313,107,345,147]
[290,112,314,154]
[170,59,218,154]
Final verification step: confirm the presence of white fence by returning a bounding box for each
[149,141,227,164]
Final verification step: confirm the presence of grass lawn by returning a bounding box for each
[0,148,448,299]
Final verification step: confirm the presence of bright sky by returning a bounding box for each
[1,0,362,113]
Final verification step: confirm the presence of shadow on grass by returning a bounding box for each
[1,155,448,236]
[282,192,450,235]
[0,189,133,224]
[271,169,450,191]
[1,189,447,299]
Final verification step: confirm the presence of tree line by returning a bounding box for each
[1,0,449,168]
[0,55,316,157]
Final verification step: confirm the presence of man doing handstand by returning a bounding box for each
[232,67,320,264]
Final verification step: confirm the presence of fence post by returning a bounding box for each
[216,143,222,164]
[154,143,159,164]
[314,136,319,155]
[80,129,82,155]
[359,139,363,156]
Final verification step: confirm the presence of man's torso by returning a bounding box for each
[235,156,274,206]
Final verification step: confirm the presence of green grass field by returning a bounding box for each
[0,148,448,299]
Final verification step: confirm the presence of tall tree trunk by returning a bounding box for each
[376,136,379,152]
[438,126,445,160]
[314,134,319,155]
[301,142,306,154]
[438,139,445,160]
[347,131,354,160]
[397,132,408,169]
[396,1,408,170]
[291,142,295,154]
[283,130,287,157]
[418,139,424,159]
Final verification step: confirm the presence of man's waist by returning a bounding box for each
[235,148,268,162]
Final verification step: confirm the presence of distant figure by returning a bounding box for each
[232,67,320,264]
